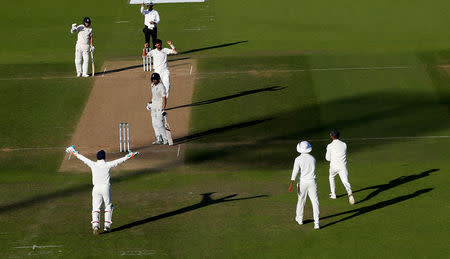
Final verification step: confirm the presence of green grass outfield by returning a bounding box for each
[0,0,449,257]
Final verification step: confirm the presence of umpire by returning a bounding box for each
[140,2,160,48]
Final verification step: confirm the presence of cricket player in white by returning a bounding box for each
[70,17,94,77]
[288,141,320,229]
[65,146,138,235]
[326,129,355,205]
[146,73,168,145]
[146,39,177,97]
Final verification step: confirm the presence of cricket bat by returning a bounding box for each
[163,115,174,146]
[90,52,95,76]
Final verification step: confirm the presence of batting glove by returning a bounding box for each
[90,45,95,53]
[126,151,139,159]
[161,110,167,116]
[146,102,152,111]
[65,145,78,156]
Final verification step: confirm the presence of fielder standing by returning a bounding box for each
[146,39,177,97]
[140,2,160,47]
[288,141,320,229]
[146,73,169,145]
[326,129,355,204]
[70,17,95,77]
[65,146,138,235]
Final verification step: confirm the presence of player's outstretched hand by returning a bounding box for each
[90,45,95,53]
[126,151,139,159]
[65,145,78,156]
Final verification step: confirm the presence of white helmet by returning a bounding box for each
[296,141,312,153]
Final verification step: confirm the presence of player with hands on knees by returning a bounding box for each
[65,145,138,235]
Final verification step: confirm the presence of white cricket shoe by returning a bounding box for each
[329,193,336,199]
[104,226,111,233]
[314,223,320,229]
[93,227,99,235]
[77,73,82,77]
[295,217,303,225]
[82,74,90,78]
[152,140,163,145]
[349,194,355,205]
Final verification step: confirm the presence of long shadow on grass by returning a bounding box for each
[0,166,167,214]
[167,86,286,111]
[320,188,433,229]
[336,169,439,203]
[100,57,190,76]
[179,41,248,55]
[106,192,267,234]
[184,92,449,168]
[173,118,274,144]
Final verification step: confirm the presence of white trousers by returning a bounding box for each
[155,69,170,97]
[329,167,353,195]
[91,185,113,229]
[151,108,167,141]
[296,180,320,224]
[75,44,90,76]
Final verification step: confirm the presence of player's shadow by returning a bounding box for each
[167,86,286,111]
[336,169,439,203]
[179,41,248,55]
[100,57,190,76]
[320,188,433,229]
[106,192,268,234]
[174,118,274,144]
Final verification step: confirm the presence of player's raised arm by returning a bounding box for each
[66,145,95,167]
[106,151,139,169]
[167,41,177,54]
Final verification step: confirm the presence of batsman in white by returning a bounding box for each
[146,72,169,145]
[326,129,355,205]
[288,141,320,229]
[146,39,178,97]
[70,17,95,77]
[65,146,139,235]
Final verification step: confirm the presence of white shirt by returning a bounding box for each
[140,7,160,29]
[71,25,93,46]
[147,48,175,73]
[291,153,316,181]
[326,139,348,169]
[151,82,167,107]
[76,154,128,186]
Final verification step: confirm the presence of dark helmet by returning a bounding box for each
[97,150,105,160]
[83,17,91,25]
[154,39,162,45]
[151,73,161,82]
[330,129,340,139]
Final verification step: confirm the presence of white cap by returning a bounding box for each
[297,141,312,153]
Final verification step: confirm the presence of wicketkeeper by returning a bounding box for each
[146,39,177,97]
[326,129,355,205]
[70,17,95,77]
[146,73,169,145]
[65,146,138,235]
[288,141,320,229]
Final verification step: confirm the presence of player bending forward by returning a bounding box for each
[70,17,95,77]
[326,129,355,205]
[146,73,168,145]
[288,141,320,229]
[65,146,138,235]
[145,39,177,97]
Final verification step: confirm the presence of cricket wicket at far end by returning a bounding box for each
[119,122,130,152]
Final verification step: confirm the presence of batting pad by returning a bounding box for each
[130,0,205,4]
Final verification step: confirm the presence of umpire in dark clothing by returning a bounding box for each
[140,2,160,47]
